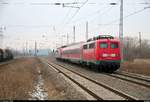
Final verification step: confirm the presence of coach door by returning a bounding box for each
[88,43,95,61]
[83,44,88,61]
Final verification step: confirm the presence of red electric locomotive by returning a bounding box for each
[55,35,121,72]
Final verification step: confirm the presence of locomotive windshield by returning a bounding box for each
[111,42,118,48]
[100,42,108,48]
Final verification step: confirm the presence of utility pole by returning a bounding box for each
[0,31,3,48]
[86,21,88,41]
[15,48,17,56]
[0,26,5,48]
[35,41,37,56]
[139,32,142,58]
[67,33,69,45]
[126,37,129,60]
[23,48,25,56]
[22,43,25,56]
[61,35,64,46]
[73,26,75,43]
[26,41,28,56]
[119,0,123,62]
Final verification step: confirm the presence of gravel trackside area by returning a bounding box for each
[39,58,92,100]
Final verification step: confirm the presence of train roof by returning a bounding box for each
[59,41,85,48]
[56,35,119,49]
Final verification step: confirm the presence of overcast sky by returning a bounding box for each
[0,0,150,50]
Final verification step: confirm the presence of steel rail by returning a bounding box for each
[115,71,150,82]
[57,60,150,89]
[106,73,150,88]
[46,61,102,100]
[48,60,137,100]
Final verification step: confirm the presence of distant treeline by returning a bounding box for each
[123,37,150,60]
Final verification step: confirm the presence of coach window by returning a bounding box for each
[111,42,118,48]
[100,42,108,48]
[89,43,95,49]
[83,45,87,49]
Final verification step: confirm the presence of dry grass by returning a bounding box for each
[0,57,39,100]
[37,59,64,100]
[120,59,150,76]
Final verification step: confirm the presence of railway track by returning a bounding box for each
[44,59,137,100]
[56,59,150,89]
[105,72,150,89]
[116,71,150,82]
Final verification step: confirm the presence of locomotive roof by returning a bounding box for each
[57,35,119,49]
[87,35,117,42]
[97,38,119,41]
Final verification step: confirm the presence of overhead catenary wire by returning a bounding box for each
[68,0,120,39]
[102,6,150,26]
[71,0,121,24]
[65,0,88,24]
[89,6,150,34]
[71,6,114,24]
[58,0,78,46]
[1,1,149,5]
[3,25,52,28]
[58,0,88,38]
[60,0,78,25]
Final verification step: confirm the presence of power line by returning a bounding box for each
[61,0,78,25]
[105,6,150,25]
[71,6,113,24]
[89,6,150,34]
[70,0,120,26]
[1,2,149,6]
[89,0,119,25]
[4,25,52,28]
[58,0,78,45]
[66,0,88,24]
[88,6,115,23]
[124,6,150,18]
[59,0,88,36]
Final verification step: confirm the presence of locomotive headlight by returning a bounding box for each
[102,53,108,57]
[111,54,116,57]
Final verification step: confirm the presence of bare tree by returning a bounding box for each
[123,37,150,60]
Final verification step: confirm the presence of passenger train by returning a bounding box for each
[55,35,121,72]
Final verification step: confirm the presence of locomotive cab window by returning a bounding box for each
[111,42,118,48]
[89,43,95,49]
[83,45,88,49]
[100,42,108,48]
